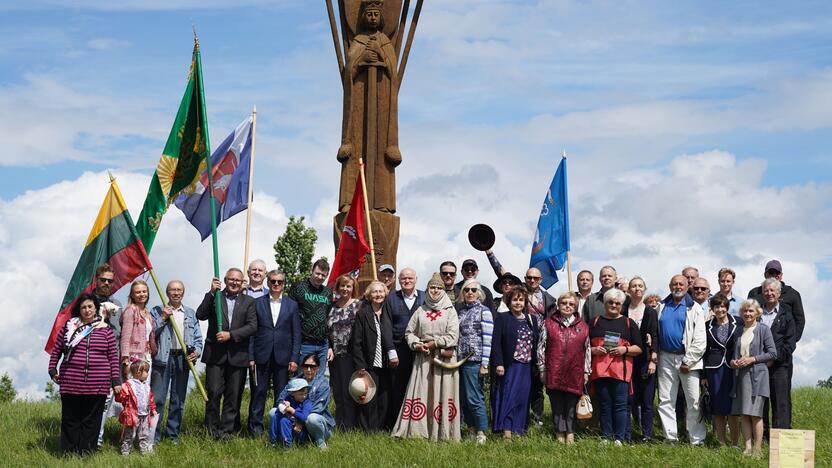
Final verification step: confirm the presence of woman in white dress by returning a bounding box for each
[392,273,461,441]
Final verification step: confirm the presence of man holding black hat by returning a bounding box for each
[454,259,495,312]
[747,260,805,343]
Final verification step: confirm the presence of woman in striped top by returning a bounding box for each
[48,293,122,455]
[455,278,493,444]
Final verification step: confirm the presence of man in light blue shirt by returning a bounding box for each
[717,268,742,317]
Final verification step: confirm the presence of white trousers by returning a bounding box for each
[657,353,706,444]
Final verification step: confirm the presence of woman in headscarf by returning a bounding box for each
[48,293,122,455]
[392,273,461,441]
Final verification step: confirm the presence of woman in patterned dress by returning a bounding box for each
[392,273,461,441]
[326,274,361,430]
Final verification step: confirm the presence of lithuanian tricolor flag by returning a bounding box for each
[44,176,152,352]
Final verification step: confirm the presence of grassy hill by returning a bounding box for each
[5,386,828,467]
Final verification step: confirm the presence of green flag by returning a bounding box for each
[136,39,211,253]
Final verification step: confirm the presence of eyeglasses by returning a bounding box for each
[225,278,243,284]
[302,364,319,370]
[606,301,622,307]
[525,276,541,281]
[462,267,477,273]
[692,287,709,292]
[463,287,478,293]
[97,277,114,284]
[440,271,456,277]
[268,279,285,285]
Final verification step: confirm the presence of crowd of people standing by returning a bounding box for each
[47,255,803,458]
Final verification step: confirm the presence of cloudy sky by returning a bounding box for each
[1,1,830,398]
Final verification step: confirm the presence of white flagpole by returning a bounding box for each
[243,106,257,270]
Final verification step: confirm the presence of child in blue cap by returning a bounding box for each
[269,378,312,448]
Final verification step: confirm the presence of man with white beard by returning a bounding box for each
[656,274,707,445]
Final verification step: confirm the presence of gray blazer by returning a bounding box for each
[730,323,777,399]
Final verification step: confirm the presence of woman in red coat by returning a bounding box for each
[536,292,590,444]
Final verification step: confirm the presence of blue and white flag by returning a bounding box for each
[529,156,570,289]
[175,116,252,240]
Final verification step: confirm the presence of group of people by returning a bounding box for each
[47,255,803,458]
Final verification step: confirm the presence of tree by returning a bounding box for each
[45,381,60,401]
[274,216,318,288]
[818,376,832,389]
[0,373,15,403]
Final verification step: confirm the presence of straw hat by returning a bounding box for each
[348,371,377,405]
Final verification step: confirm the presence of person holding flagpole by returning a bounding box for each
[196,268,257,440]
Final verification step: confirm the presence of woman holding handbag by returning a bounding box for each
[536,292,590,444]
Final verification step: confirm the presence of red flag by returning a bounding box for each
[328,173,370,287]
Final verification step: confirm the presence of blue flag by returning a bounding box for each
[175,116,253,240]
[529,156,570,289]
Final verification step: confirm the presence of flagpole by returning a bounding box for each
[193,34,223,328]
[148,269,208,401]
[358,158,378,280]
[243,106,257,271]
[563,150,573,293]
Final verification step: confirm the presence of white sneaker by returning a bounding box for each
[476,433,487,445]
[614,440,623,447]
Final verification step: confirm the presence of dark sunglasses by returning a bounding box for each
[302,364,319,370]
[525,276,541,281]
[440,271,456,276]
[97,277,114,284]
[268,279,285,285]
[463,287,478,293]
[692,287,709,292]
[462,267,477,273]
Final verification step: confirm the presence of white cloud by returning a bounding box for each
[86,37,131,51]
[0,170,291,399]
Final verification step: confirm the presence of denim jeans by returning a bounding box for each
[269,408,332,448]
[150,353,191,442]
[459,361,488,431]
[595,377,629,442]
[300,342,329,376]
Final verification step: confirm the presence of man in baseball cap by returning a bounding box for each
[747,259,805,342]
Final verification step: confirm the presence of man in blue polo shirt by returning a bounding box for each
[657,274,707,445]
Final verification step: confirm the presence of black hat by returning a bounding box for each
[493,273,522,292]
[462,259,478,270]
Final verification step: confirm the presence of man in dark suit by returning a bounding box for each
[383,267,423,427]
[196,268,257,439]
[758,277,797,438]
[247,270,301,437]
[748,259,805,343]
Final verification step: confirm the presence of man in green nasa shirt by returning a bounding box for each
[288,258,334,373]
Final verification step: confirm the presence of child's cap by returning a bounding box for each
[286,378,309,393]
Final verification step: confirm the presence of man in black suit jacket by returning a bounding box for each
[246,270,301,437]
[383,267,423,427]
[747,259,805,342]
[758,278,797,437]
[196,268,257,439]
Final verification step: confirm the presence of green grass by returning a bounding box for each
[4,387,829,467]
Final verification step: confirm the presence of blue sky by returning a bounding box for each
[1,1,831,396]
